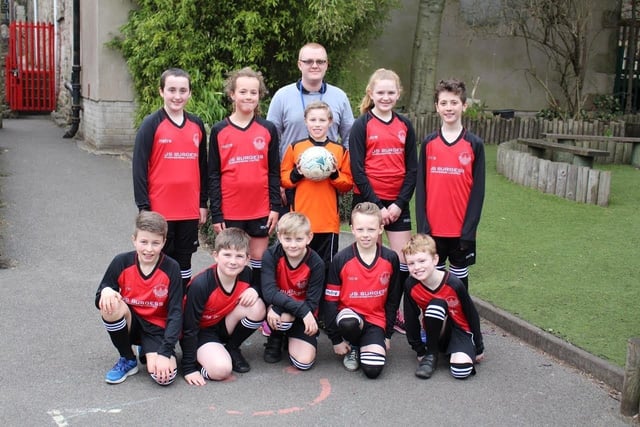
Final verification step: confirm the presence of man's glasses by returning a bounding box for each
[299,59,328,66]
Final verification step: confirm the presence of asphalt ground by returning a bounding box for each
[0,117,632,426]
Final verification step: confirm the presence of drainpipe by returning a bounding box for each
[63,0,81,138]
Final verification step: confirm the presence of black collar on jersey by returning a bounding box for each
[296,79,327,94]
[309,136,331,146]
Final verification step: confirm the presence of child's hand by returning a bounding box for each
[238,287,259,307]
[185,371,206,386]
[333,340,350,356]
[266,211,279,235]
[475,352,484,363]
[99,287,122,315]
[266,307,282,331]
[386,203,401,224]
[213,222,225,234]
[302,312,318,336]
[152,354,174,385]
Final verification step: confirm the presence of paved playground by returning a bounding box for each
[0,117,631,426]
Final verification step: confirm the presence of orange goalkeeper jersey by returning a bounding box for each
[281,138,353,233]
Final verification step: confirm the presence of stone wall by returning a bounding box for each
[81,98,136,154]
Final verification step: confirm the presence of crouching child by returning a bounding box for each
[402,233,484,380]
[182,228,266,385]
[95,211,182,385]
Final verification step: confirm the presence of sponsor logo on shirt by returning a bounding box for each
[430,166,464,175]
[229,154,264,165]
[348,289,387,298]
[158,138,172,144]
[325,288,339,297]
[371,147,404,156]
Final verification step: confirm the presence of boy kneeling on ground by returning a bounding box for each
[182,228,266,385]
[95,211,182,385]
[402,234,484,380]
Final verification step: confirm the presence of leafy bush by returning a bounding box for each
[109,0,399,128]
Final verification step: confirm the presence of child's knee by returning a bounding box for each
[360,351,385,379]
[289,353,315,371]
[450,362,475,379]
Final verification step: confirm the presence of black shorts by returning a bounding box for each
[225,217,269,238]
[357,320,386,348]
[351,195,412,232]
[439,323,478,359]
[432,236,476,267]
[310,232,338,267]
[282,317,319,347]
[197,321,231,347]
[130,310,176,357]
[165,219,199,256]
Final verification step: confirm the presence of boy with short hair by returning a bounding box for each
[182,228,266,386]
[323,202,402,379]
[280,100,353,272]
[95,211,182,385]
[402,233,484,380]
[260,212,325,370]
[415,78,485,289]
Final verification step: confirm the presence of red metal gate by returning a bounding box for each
[4,21,55,112]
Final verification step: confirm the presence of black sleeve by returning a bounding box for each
[403,281,427,357]
[454,279,484,355]
[159,257,184,358]
[181,270,211,376]
[461,133,486,242]
[348,115,383,208]
[324,250,345,345]
[383,249,402,339]
[194,114,209,209]
[95,253,129,308]
[265,119,282,211]
[207,121,224,224]
[298,250,325,318]
[132,112,160,211]
[394,114,418,210]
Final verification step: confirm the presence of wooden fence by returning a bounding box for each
[496,140,611,206]
[407,114,632,164]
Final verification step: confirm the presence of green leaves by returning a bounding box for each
[110,0,399,127]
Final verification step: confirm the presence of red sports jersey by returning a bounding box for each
[349,111,417,208]
[95,251,183,358]
[261,243,325,318]
[416,129,485,241]
[133,109,207,220]
[281,138,353,233]
[181,265,256,375]
[209,117,280,222]
[403,272,484,357]
[324,243,402,344]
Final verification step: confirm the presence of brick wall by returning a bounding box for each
[81,98,136,154]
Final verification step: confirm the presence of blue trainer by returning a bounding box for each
[105,357,139,384]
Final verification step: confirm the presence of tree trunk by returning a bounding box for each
[409,0,446,114]
[626,0,638,114]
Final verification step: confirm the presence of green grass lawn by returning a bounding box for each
[474,144,639,367]
[343,144,639,366]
